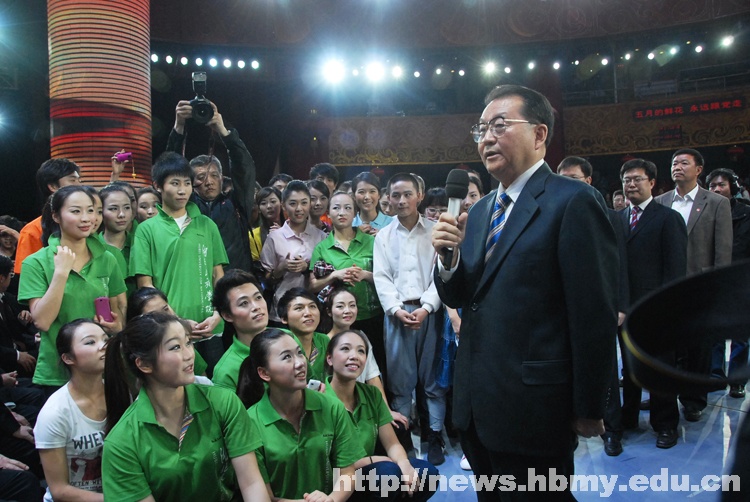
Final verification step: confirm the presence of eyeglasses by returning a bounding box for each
[471,118,533,143]
[424,207,447,216]
[622,176,650,185]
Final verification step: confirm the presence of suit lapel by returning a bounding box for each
[475,165,547,294]
[627,203,656,241]
[687,189,707,234]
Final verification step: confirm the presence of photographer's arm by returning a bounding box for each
[166,101,193,153]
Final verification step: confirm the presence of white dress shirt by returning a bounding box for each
[671,184,699,225]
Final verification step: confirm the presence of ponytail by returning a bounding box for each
[104,333,133,434]
[236,328,290,408]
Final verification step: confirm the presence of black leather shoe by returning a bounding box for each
[730,384,746,398]
[683,408,702,422]
[656,429,678,449]
[639,399,650,410]
[603,436,623,456]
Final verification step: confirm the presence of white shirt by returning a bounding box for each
[671,184,699,225]
[439,159,545,279]
[373,215,441,316]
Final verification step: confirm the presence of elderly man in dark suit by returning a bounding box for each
[432,85,618,501]
[618,159,687,449]
[654,148,732,422]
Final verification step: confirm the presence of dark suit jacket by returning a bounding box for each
[655,187,732,275]
[619,201,687,305]
[435,164,618,457]
[608,209,630,313]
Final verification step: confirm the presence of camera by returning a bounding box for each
[190,72,214,124]
[115,152,132,162]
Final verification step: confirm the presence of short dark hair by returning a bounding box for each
[305,179,330,199]
[269,173,293,186]
[309,163,339,186]
[212,269,263,316]
[613,190,625,199]
[127,287,169,321]
[557,156,592,178]
[620,159,657,181]
[282,180,311,203]
[0,215,23,233]
[422,187,447,208]
[0,255,12,276]
[151,152,193,188]
[36,159,81,198]
[706,168,741,196]
[136,186,161,203]
[351,172,382,194]
[484,85,555,147]
[277,287,319,321]
[468,175,484,197]
[672,148,704,167]
[387,172,420,193]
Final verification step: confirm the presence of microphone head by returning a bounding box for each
[445,169,470,199]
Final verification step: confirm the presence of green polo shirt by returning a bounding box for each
[309,228,382,320]
[130,202,228,335]
[102,384,260,501]
[97,233,136,298]
[213,336,251,391]
[249,388,366,499]
[18,235,126,386]
[280,329,330,382]
[326,380,393,456]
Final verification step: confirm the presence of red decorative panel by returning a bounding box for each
[48,0,152,187]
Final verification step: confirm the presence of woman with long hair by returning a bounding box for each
[98,184,135,297]
[238,329,362,501]
[250,186,282,262]
[310,192,386,381]
[35,319,108,501]
[102,313,268,501]
[325,330,439,501]
[351,172,392,236]
[18,186,126,394]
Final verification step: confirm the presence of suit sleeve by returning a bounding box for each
[608,210,630,312]
[558,190,618,420]
[662,209,688,284]
[714,196,733,266]
[165,128,184,154]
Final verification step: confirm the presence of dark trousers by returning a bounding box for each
[602,341,622,438]
[678,343,712,412]
[0,469,43,502]
[461,419,576,501]
[352,314,387,388]
[619,333,679,431]
[711,340,749,383]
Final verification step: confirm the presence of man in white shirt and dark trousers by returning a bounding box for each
[374,172,446,465]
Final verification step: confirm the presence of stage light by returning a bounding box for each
[223,59,231,68]
[413,71,420,78]
[237,60,246,69]
[435,67,442,75]
[695,45,703,53]
[552,62,560,70]
[323,60,346,83]
[483,62,496,74]
[150,54,158,63]
[601,58,608,66]
[624,53,631,60]
[392,66,403,78]
[180,57,188,65]
[165,55,173,64]
[504,66,511,74]
[527,61,535,70]
[669,47,678,55]
[209,58,218,67]
[251,60,260,70]
[721,35,734,47]
[195,57,203,66]
[352,69,359,77]
[574,60,580,65]
[366,63,385,82]
[647,53,655,60]
[458,69,465,76]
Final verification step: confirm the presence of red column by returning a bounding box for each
[48,0,151,186]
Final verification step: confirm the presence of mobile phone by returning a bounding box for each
[94,297,114,322]
[306,379,322,392]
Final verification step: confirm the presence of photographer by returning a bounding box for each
[167,99,257,273]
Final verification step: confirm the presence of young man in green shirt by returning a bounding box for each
[130,152,229,374]
[212,269,268,390]
[277,287,330,382]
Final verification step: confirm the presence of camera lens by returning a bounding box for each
[190,98,214,124]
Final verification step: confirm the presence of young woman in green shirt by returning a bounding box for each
[102,312,268,501]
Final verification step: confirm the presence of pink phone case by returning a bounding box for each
[94,297,114,322]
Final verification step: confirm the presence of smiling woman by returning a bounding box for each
[102,313,269,501]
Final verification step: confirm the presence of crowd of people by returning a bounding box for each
[0,85,746,501]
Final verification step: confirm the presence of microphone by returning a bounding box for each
[442,169,470,266]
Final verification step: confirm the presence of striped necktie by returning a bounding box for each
[485,192,512,263]
[629,205,640,231]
